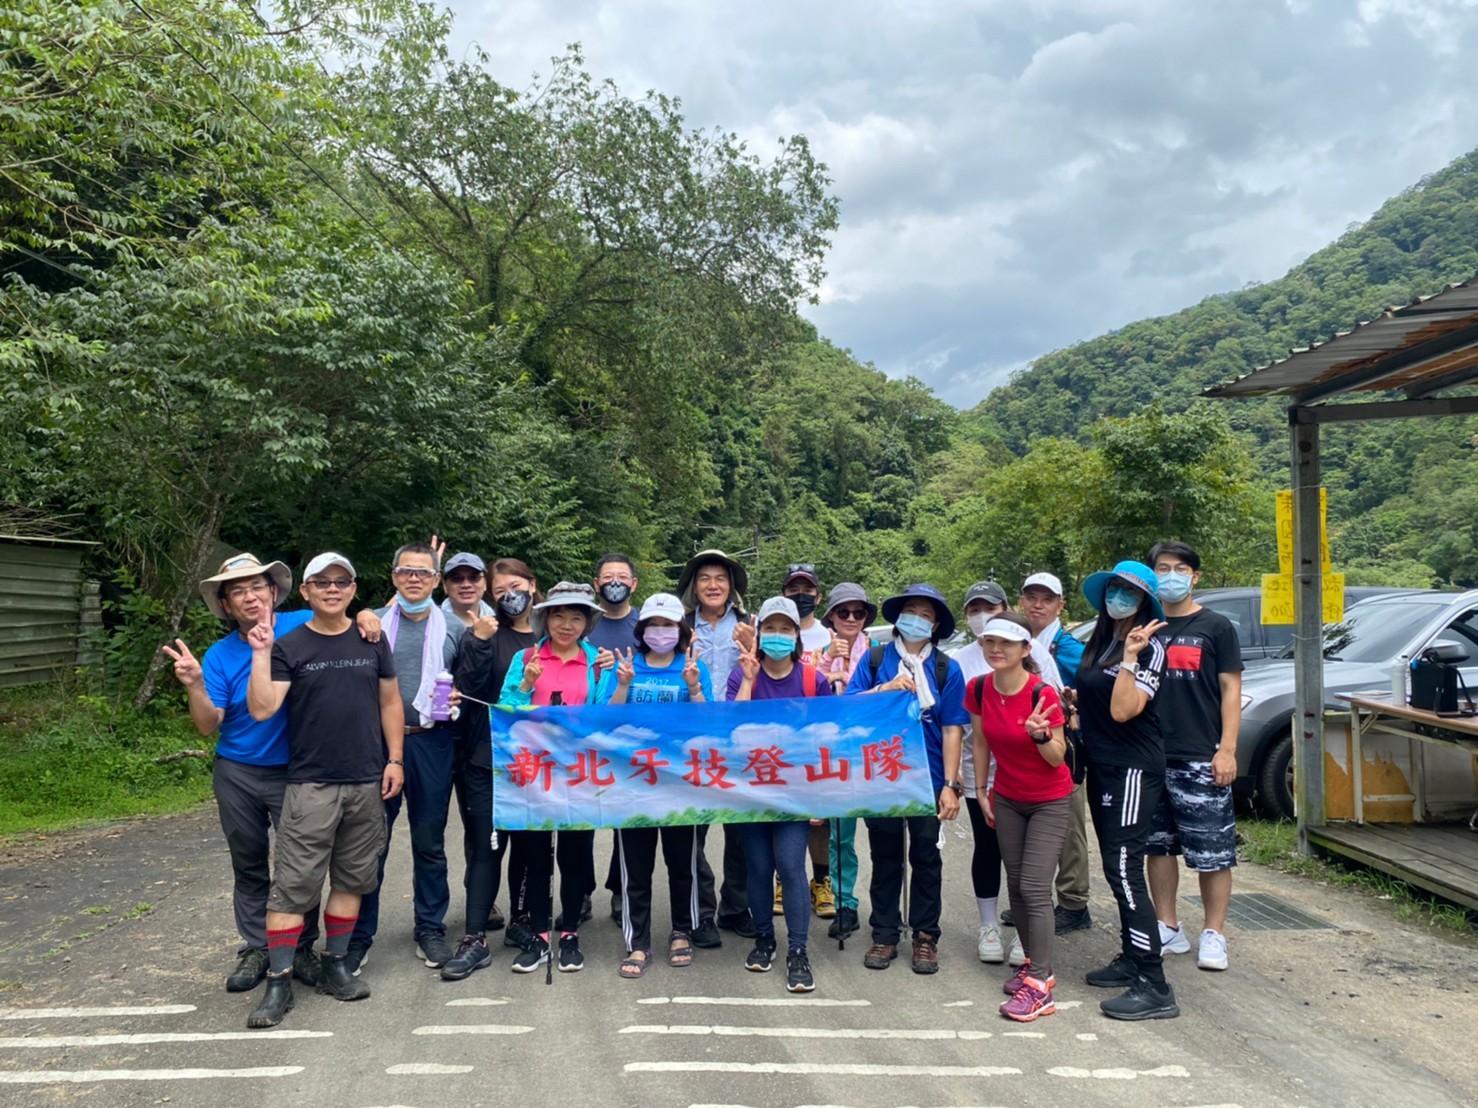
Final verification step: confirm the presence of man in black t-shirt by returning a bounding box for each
[243,551,404,1029]
[1145,542,1243,973]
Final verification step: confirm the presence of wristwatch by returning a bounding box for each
[1122,661,1139,678]
[387,758,405,767]
[945,779,964,795]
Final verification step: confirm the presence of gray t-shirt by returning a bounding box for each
[376,606,464,723]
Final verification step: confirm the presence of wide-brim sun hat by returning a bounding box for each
[676,549,749,609]
[879,583,956,640]
[756,595,802,630]
[1081,560,1165,622]
[531,581,603,639]
[199,553,292,620]
[637,592,685,624]
[821,582,877,629]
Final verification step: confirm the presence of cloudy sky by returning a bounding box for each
[443,0,1478,408]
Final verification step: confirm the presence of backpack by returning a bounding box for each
[866,643,949,696]
[966,673,1084,785]
[799,663,821,697]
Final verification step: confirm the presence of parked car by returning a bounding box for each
[1237,590,1470,819]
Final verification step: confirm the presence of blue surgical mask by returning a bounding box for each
[1104,586,1141,620]
[396,595,434,614]
[895,613,935,643]
[1156,571,1192,604]
[760,633,797,660]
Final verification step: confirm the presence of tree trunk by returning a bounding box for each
[132,496,224,710]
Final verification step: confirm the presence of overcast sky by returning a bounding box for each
[442,0,1478,408]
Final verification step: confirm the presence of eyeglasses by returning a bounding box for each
[446,572,484,585]
[224,583,271,602]
[597,575,635,585]
[832,607,868,621]
[785,562,816,577]
[392,567,438,581]
[308,578,355,591]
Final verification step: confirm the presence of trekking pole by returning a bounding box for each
[545,692,563,985]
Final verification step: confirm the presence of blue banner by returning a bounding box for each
[489,691,935,831]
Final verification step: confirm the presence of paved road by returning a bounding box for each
[2,806,1476,1107]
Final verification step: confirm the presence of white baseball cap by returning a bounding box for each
[637,592,685,623]
[756,595,801,627]
[1021,571,1063,596]
[303,551,356,580]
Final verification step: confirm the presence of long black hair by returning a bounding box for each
[1084,583,1158,670]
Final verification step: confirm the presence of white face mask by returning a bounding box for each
[967,612,993,638]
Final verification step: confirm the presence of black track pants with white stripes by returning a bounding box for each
[1086,763,1167,986]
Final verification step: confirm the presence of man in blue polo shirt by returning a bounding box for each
[845,583,968,975]
[163,553,379,993]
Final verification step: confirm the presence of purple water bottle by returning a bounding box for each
[430,671,455,721]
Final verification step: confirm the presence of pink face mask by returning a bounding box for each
[643,626,681,653]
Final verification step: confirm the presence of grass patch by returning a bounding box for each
[123,902,153,919]
[0,682,213,837]
[1239,817,1477,934]
[81,906,112,916]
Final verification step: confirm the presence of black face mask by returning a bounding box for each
[598,582,632,605]
[788,594,818,619]
[498,589,532,618]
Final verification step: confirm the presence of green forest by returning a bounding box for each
[5,0,1478,712]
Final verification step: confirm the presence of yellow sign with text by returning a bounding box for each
[1275,489,1332,575]
[1261,572,1344,625]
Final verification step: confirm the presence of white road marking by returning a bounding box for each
[1047,1065,1191,1080]
[410,1025,533,1036]
[0,1066,303,1084]
[444,997,510,1006]
[1075,1033,1099,1041]
[942,1000,973,1007]
[1002,1031,1045,1038]
[0,1005,196,1020]
[0,1030,330,1048]
[638,996,870,1007]
[621,1024,994,1041]
[1054,1000,1084,1010]
[628,1062,1022,1077]
[386,1063,474,1075]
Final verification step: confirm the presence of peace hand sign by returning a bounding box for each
[161,639,203,689]
[616,647,636,687]
[1124,619,1167,657]
[737,642,760,682]
[682,644,702,691]
[427,533,447,569]
[1024,700,1056,741]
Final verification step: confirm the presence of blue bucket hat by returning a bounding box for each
[879,583,956,640]
[1081,560,1165,621]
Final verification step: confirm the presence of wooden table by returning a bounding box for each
[1337,694,1478,823]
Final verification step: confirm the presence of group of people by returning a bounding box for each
[164,539,1241,1030]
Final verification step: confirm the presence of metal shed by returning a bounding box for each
[0,534,100,688]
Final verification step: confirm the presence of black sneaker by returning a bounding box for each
[511,934,550,974]
[1085,952,1138,988]
[554,895,594,931]
[317,952,371,1001]
[504,916,533,950]
[827,906,860,942]
[417,934,454,968]
[441,935,492,981]
[1000,907,1015,928]
[344,940,371,978]
[292,945,322,987]
[226,949,268,992]
[786,948,815,993]
[245,970,293,1028]
[744,934,777,972]
[1055,905,1092,934]
[716,912,756,940]
[557,933,585,973]
[1100,976,1180,1021]
[610,892,622,923]
[690,918,724,948]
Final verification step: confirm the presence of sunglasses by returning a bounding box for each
[785,562,816,577]
[831,607,868,620]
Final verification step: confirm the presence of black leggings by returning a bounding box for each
[1087,762,1166,985]
[518,828,595,934]
[461,762,519,935]
[964,796,1003,899]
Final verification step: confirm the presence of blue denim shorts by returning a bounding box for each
[1145,759,1236,872]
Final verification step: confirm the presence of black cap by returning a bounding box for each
[964,580,1008,607]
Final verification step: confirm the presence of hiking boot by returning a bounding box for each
[715,913,754,940]
[691,918,725,948]
[1100,976,1179,1021]
[977,924,1004,963]
[811,877,836,919]
[828,906,860,942]
[441,935,491,981]
[245,970,293,1028]
[863,942,898,970]
[504,915,533,949]
[344,940,371,978]
[511,933,549,974]
[1000,906,1015,928]
[911,935,940,975]
[772,880,784,916]
[1003,960,1056,997]
[1054,905,1092,934]
[226,949,268,992]
[317,952,371,1001]
[486,901,505,932]
[1007,933,1026,967]
[786,948,815,993]
[554,895,594,931]
[417,934,454,968]
[1085,952,1138,988]
[557,933,585,973]
[745,934,777,972]
[1000,974,1055,1022]
[1159,920,1191,954]
[292,945,322,987]
[1198,928,1229,971]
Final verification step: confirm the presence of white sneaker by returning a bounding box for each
[1198,928,1228,971]
[1007,932,1026,967]
[977,924,1004,963]
[1158,920,1191,954]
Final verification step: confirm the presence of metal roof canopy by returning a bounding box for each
[1205,272,1478,855]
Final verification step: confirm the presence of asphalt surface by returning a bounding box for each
[2,804,1476,1107]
